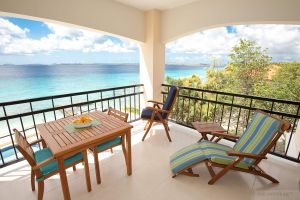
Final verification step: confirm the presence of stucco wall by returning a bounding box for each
[0,0,145,42]
[161,0,300,42]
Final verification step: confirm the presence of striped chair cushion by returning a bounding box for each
[170,141,250,174]
[170,143,206,174]
[202,141,250,169]
[233,112,281,164]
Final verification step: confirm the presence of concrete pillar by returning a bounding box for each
[139,10,165,106]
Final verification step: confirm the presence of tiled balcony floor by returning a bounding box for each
[0,121,299,200]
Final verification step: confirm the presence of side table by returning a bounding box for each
[192,122,226,142]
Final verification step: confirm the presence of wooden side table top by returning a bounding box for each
[192,122,226,141]
[192,122,226,133]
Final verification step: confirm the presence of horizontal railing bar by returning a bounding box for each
[0,92,143,121]
[0,84,143,106]
[162,83,300,105]
[162,92,300,118]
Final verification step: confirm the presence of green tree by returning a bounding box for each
[228,39,272,95]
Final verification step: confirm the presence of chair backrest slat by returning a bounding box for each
[13,129,36,167]
[108,107,128,122]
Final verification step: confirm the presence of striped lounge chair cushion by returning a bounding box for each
[233,112,282,164]
[170,141,250,174]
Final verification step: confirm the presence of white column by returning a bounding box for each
[139,10,165,106]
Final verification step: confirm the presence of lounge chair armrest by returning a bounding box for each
[210,131,240,140]
[227,151,267,159]
[145,106,170,113]
[32,157,55,170]
[147,100,164,105]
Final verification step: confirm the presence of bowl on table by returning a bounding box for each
[72,116,93,128]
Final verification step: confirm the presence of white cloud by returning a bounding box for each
[0,18,137,55]
[167,24,300,62]
[166,27,238,55]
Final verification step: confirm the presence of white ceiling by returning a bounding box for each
[115,0,199,11]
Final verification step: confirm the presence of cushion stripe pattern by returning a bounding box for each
[170,141,250,174]
[233,112,281,164]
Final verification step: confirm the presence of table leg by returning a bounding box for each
[83,150,91,192]
[202,132,209,140]
[125,130,132,175]
[58,158,71,200]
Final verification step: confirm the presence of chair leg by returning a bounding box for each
[31,169,35,191]
[37,181,44,200]
[254,167,279,183]
[205,161,215,177]
[72,165,77,171]
[110,148,113,153]
[181,171,200,177]
[166,122,170,131]
[257,172,279,183]
[208,157,244,185]
[208,167,231,185]
[162,121,172,142]
[144,121,150,130]
[142,120,154,141]
[93,150,101,184]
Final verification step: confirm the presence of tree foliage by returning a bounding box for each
[165,38,299,147]
[228,39,272,95]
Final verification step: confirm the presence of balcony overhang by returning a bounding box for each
[1,0,300,43]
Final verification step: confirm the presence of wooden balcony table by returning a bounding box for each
[36,111,133,200]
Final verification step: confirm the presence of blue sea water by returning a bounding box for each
[0,64,216,102]
[0,63,222,162]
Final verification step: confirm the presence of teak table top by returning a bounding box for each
[37,111,133,157]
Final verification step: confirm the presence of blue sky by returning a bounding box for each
[1,16,300,65]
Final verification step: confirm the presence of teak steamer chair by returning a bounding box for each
[170,110,291,185]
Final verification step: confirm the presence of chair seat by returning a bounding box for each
[170,141,250,174]
[141,108,167,120]
[34,148,83,181]
[95,136,122,152]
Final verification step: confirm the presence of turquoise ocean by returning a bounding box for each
[0,63,222,163]
[0,64,217,102]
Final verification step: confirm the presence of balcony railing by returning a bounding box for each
[1,83,299,168]
[162,84,300,163]
[0,84,143,167]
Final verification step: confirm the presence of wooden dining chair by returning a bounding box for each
[13,129,89,200]
[170,110,291,185]
[90,107,128,184]
[141,86,179,142]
